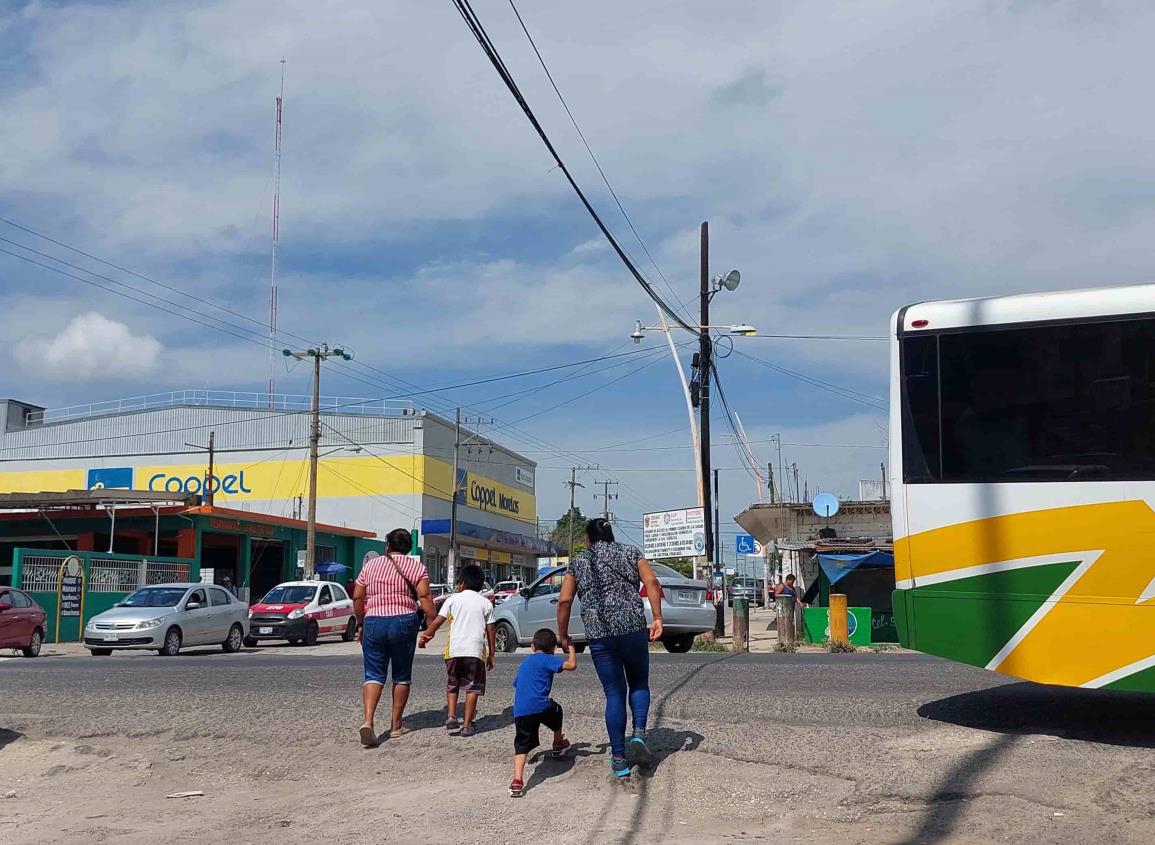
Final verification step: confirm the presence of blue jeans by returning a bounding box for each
[362,613,419,686]
[588,629,651,757]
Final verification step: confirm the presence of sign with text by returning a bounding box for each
[642,507,706,560]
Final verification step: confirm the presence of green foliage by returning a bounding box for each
[663,557,695,577]
[826,638,857,653]
[549,507,589,557]
[774,639,797,653]
[692,636,730,653]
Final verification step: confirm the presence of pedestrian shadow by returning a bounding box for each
[919,682,1155,749]
[635,727,704,777]
[0,729,23,752]
[474,706,515,734]
[524,742,608,793]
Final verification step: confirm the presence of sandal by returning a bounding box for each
[359,725,379,747]
[389,726,410,739]
[459,724,476,737]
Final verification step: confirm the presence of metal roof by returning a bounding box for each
[0,489,198,510]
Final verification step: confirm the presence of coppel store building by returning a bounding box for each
[0,393,553,587]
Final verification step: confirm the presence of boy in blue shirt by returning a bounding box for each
[509,628,578,797]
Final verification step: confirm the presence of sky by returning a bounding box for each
[3,0,1154,564]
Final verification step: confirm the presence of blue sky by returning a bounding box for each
[3,0,1155,560]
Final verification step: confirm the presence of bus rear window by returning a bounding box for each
[901,318,1155,482]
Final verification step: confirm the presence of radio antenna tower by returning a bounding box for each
[267,58,285,407]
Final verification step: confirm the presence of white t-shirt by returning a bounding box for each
[440,590,494,660]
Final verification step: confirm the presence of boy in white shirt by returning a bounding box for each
[418,564,495,736]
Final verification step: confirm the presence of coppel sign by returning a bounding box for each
[148,471,252,496]
[468,477,521,515]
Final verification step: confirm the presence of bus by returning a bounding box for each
[891,283,1155,692]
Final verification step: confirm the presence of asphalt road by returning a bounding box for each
[5,649,1155,844]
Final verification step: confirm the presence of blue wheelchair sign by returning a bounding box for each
[736,534,757,555]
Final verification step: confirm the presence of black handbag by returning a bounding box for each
[386,553,427,630]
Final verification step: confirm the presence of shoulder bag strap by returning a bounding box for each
[385,552,419,604]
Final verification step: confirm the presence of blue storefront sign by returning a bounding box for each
[87,467,135,490]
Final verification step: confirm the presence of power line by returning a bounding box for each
[449,0,695,334]
[732,348,887,410]
[505,0,693,323]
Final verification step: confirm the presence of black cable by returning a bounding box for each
[450,0,695,334]
[732,348,888,410]
[505,0,693,322]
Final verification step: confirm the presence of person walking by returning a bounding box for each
[556,517,663,780]
[352,528,436,747]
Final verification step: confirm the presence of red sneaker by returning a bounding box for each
[550,738,571,757]
[509,778,525,798]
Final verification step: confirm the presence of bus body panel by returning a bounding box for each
[891,288,1155,692]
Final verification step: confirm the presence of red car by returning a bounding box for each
[0,587,47,657]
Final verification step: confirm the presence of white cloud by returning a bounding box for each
[17,312,162,382]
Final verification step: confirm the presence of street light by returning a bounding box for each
[630,322,757,342]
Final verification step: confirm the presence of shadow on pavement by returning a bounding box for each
[919,682,1155,748]
[0,728,23,752]
[897,732,1016,845]
[525,741,608,793]
[638,727,704,777]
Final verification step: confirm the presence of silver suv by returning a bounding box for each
[491,564,715,654]
[84,583,249,657]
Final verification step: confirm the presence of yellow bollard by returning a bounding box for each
[829,593,849,645]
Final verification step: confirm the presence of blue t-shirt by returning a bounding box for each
[512,652,566,717]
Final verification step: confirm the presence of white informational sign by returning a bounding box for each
[642,507,706,560]
[515,466,535,488]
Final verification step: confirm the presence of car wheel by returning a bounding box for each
[222,624,244,653]
[495,621,518,653]
[243,636,258,648]
[159,627,182,657]
[574,643,587,653]
[288,638,302,646]
[21,628,43,658]
[662,634,695,653]
[342,618,358,642]
[303,621,319,647]
[89,648,113,657]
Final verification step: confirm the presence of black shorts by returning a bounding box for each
[446,657,486,695]
[514,700,564,755]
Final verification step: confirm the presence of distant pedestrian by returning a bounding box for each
[557,517,664,780]
[418,563,496,736]
[219,574,237,597]
[352,528,436,747]
[509,628,577,797]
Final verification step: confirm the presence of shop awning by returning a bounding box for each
[816,551,894,585]
[420,519,561,557]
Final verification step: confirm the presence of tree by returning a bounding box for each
[550,507,589,557]
[663,557,695,578]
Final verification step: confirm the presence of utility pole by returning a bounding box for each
[448,408,462,587]
[184,430,216,507]
[564,468,588,559]
[714,467,724,636]
[282,343,352,578]
[768,462,776,505]
[699,221,714,582]
[594,479,619,520]
[881,461,888,500]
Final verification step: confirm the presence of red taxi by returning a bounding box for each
[245,581,357,647]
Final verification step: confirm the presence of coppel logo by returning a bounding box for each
[87,467,135,490]
[148,471,252,495]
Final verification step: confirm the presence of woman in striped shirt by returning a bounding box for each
[353,528,437,746]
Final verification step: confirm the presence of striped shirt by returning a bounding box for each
[355,553,428,618]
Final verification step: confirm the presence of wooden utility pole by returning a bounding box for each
[282,343,352,578]
[699,222,714,579]
[594,479,618,520]
[564,468,587,558]
[448,407,461,586]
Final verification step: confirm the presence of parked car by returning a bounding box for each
[728,577,765,608]
[491,580,526,605]
[246,580,357,647]
[83,583,249,657]
[0,586,47,658]
[492,563,714,654]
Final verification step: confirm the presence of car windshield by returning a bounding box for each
[261,586,316,604]
[120,587,187,608]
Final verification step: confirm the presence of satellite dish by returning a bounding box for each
[812,492,840,519]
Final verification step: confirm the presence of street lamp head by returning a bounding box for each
[720,269,741,291]
[630,320,646,344]
[729,324,757,336]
